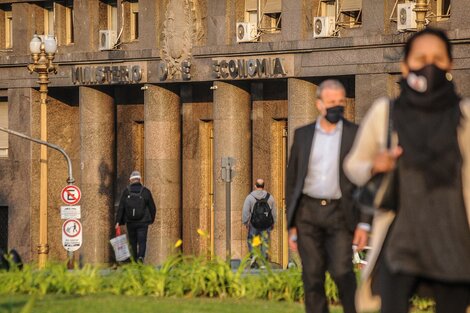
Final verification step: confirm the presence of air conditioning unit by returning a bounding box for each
[313,16,336,38]
[397,2,417,32]
[99,30,117,50]
[236,22,257,43]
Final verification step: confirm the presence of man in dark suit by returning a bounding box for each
[286,80,369,313]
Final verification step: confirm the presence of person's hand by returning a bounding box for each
[288,227,298,252]
[371,146,403,175]
[115,223,120,229]
[352,227,368,251]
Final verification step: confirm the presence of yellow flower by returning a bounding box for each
[197,229,207,237]
[252,235,262,247]
[174,239,183,248]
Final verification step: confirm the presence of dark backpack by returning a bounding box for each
[125,186,146,221]
[250,193,274,230]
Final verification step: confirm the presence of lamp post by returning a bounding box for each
[27,34,57,269]
[414,0,429,31]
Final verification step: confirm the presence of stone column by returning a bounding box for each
[207,0,228,46]
[144,84,181,264]
[74,0,100,51]
[355,74,398,122]
[213,81,251,260]
[7,88,40,262]
[362,0,390,35]
[287,78,318,153]
[282,0,305,41]
[79,86,115,264]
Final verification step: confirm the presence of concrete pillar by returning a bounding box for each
[144,84,181,264]
[282,0,305,41]
[6,88,40,262]
[362,0,390,35]
[287,78,318,152]
[355,74,398,122]
[207,0,228,45]
[74,0,100,51]
[79,86,115,263]
[11,3,44,55]
[213,81,251,260]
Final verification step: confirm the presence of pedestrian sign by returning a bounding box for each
[62,219,82,252]
[61,185,81,205]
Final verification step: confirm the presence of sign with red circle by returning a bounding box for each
[62,219,82,252]
[61,185,81,205]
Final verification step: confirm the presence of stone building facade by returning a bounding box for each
[0,0,468,266]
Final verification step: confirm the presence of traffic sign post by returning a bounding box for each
[60,185,82,269]
[62,219,82,252]
[221,157,235,264]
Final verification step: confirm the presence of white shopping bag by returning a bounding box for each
[110,227,131,262]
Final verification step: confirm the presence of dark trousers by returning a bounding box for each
[126,222,149,261]
[295,195,357,313]
[380,259,470,313]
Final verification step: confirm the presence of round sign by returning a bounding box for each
[62,219,82,252]
[61,185,81,205]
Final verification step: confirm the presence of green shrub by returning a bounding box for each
[0,255,435,312]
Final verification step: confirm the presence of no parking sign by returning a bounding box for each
[61,185,81,205]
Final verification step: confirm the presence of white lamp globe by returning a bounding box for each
[44,35,57,54]
[29,34,42,54]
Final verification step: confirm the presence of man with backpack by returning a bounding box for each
[242,178,276,267]
[115,171,156,263]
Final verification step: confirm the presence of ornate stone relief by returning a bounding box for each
[161,0,205,80]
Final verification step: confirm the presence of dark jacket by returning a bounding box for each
[286,119,368,232]
[116,182,157,225]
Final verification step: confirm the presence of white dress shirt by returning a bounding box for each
[302,118,343,199]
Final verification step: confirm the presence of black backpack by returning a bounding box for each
[250,193,274,230]
[125,186,147,221]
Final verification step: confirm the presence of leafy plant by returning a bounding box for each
[0,255,435,313]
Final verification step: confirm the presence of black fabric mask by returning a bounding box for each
[406,63,450,95]
[325,105,344,124]
[394,65,462,189]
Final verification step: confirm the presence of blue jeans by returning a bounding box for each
[247,226,270,260]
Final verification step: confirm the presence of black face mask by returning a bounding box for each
[406,63,450,94]
[324,105,344,124]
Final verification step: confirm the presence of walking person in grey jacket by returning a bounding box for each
[242,179,276,267]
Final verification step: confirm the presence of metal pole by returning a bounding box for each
[257,0,262,28]
[0,126,75,184]
[225,180,231,263]
[27,37,58,269]
[38,72,49,269]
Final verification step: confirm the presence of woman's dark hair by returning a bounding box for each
[404,27,452,61]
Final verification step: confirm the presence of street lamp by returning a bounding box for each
[414,0,429,31]
[27,34,57,269]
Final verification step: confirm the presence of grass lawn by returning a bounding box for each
[0,295,306,313]
[0,295,434,313]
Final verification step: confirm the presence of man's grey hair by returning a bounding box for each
[316,79,346,100]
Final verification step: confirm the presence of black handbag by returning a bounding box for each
[354,101,399,215]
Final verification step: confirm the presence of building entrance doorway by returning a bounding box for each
[271,119,288,268]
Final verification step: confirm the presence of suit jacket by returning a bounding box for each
[286,118,365,232]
